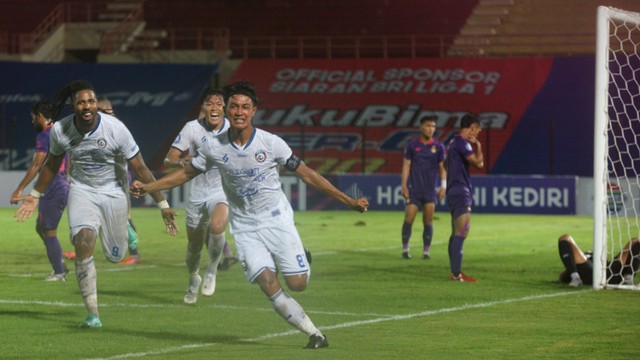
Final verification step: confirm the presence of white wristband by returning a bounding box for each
[157,200,170,209]
[440,180,447,189]
[30,189,42,198]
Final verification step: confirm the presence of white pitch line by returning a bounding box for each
[6,265,157,279]
[83,290,582,360]
[0,299,398,318]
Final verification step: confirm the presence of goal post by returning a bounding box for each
[593,6,640,290]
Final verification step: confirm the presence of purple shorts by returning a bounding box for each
[446,193,472,219]
[407,190,436,207]
[37,174,69,230]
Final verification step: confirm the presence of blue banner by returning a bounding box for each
[336,174,577,214]
[0,62,218,170]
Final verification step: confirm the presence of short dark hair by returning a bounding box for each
[31,100,54,119]
[223,81,259,106]
[460,114,481,129]
[419,115,437,125]
[200,87,225,104]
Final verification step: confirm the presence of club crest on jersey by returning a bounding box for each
[431,146,436,153]
[97,138,107,148]
[255,150,267,163]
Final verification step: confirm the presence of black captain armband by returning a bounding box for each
[284,154,302,171]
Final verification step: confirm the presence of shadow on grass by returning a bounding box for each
[67,325,248,345]
[99,289,178,304]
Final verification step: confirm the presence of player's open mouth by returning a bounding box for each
[82,111,93,120]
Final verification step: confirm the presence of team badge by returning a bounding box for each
[97,138,107,148]
[431,145,436,153]
[255,150,267,163]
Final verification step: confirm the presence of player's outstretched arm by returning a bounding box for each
[14,153,63,222]
[295,162,369,212]
[11,151,47,204]
[130,164,200,198]
[14,196,39,222]
[129,153,188,236]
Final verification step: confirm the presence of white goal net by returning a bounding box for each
[593,6,640,290]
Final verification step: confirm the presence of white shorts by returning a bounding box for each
[234,224,310,283]
[184,194,228,230]
[67,186,129,262]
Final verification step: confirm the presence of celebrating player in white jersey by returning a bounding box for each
[131,81,369,349]
[15,80,178,329]
[164,87,236,304]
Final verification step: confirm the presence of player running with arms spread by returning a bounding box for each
[15,80,178,328]
[131,81,368,349]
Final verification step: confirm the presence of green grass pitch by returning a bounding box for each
[1,207,639,359]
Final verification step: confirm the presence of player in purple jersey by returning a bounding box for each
[11,101,70,281]
[445,114,483,282]
[401,116,446,260]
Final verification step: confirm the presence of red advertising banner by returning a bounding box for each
[228,57,553,174]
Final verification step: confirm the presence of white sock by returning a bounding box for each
[570,272,581,281]
[206,233,225,273]
[270,289,321,336]
[185,248,201,275]
[76,256,98,314]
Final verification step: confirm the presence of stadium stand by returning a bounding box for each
[2,0,640,61]
[452,0,640,56]
[0,0,478,60]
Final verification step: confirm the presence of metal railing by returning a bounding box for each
[0,1,141,55]
[0,0,596,60]
[99,3,144,54]
[222,33,595,59]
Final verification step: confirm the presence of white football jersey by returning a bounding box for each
[49,113,139,192]
[192,128,294,233]
[171,118,229,203]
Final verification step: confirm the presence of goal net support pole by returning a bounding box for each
[593,6,640,290]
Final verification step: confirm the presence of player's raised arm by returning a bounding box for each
[293,160,368,212]
[465,137,484,169]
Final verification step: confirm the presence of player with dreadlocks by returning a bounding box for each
[15,79,179,328]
